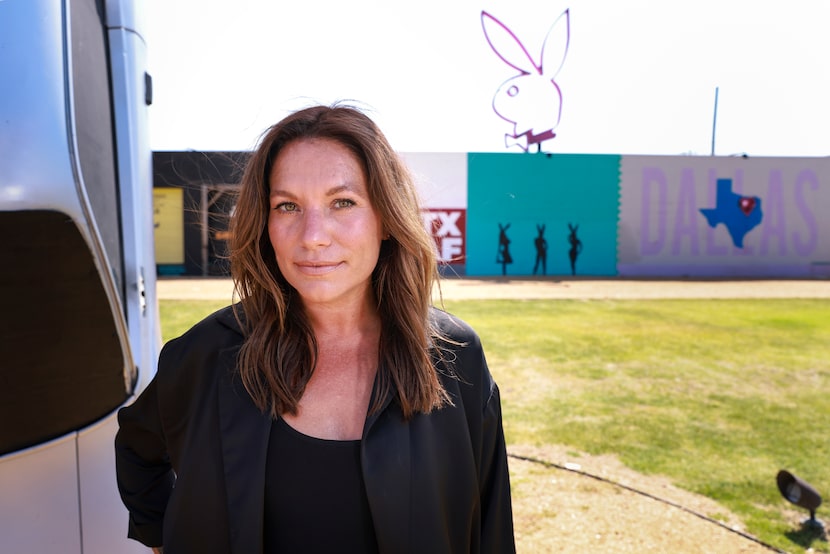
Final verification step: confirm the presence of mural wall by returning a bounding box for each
[403,152,830,278]
[152,151,829,278]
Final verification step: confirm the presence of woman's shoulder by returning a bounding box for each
[159,304,243,369]
[150,305,246,405]
[429,306,479,344]
[167,304,243,345]
[429,307,497,414]
[429,307,490,377]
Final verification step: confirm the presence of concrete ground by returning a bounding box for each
[157,276,830,301]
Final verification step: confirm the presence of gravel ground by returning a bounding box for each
[156,277,829,553]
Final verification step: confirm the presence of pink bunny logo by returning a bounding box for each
[481,9,570,152]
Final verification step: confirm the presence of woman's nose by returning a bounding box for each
[299,208,331,248]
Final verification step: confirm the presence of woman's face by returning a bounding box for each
[267,138,384,310]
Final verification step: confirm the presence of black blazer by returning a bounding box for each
[115,306,515,553]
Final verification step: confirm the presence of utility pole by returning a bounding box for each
[711,86,719,156]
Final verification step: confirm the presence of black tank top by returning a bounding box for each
[263,417,379,553]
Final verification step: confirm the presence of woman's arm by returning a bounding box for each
[433,309,517,552]
[478,382,516,553]
[115,376,175,548]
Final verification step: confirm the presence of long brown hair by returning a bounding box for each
[229,104,450,420]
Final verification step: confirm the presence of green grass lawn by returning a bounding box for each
[159,300,230,343]
[160,297,830,553]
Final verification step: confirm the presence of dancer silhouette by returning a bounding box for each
[567,223,582,276]
[532,224,547,275]
[496,223,512,276]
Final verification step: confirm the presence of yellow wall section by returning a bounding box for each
[153,188,184,264]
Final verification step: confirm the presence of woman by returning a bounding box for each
[115,104,515,553]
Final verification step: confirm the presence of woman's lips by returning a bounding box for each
[294,261,342,276]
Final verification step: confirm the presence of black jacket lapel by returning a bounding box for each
[362,392,412,554]
[217,349,271,554]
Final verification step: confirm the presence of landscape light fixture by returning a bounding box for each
[776,469,824,530]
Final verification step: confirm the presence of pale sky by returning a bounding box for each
[144,0,829,157]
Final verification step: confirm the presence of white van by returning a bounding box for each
[0,0,160,552]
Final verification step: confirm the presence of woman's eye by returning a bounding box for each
[275,202,297,212]
[334,198,356,209]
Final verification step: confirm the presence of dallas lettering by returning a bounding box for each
[640,167,818,257]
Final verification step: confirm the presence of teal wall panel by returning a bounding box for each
[466,153,621,276]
